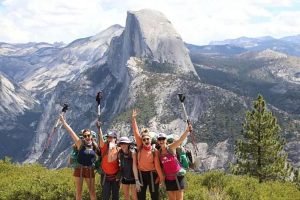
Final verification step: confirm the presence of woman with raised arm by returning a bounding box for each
[157,123,192,200]
[60,115,99,200]
[96,121,120,200]
[131,109,164,200]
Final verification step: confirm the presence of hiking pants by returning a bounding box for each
[138,171,159,200]
[101,174,120,200]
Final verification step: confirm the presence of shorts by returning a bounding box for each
[73,167,95,178]
[165,176,185,191]
[121,178,135,185]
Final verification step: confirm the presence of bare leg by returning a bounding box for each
[130,184,138,200]
[175,190,184,200]
[74,177,83,200]
[167,191,176,200]
[85,178,96,200]
[122,184,130,200]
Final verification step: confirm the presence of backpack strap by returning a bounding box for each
[137,145,156,165]
[137,146,142,165]
[101,142,109,157]
[118,150,123,168]
[159,146,175,156]
[92,141,101,156]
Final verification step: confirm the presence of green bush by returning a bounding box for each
[1,160,300,200]
[226,175,260,200]
[0,159,100,200]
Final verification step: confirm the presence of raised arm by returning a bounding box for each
[132,109,142,148]
[96,121,105,148]
[169,123,192,151]
[60,114,81,149]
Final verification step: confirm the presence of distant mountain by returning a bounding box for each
[21,25,124,94]
[0,42,62,57]
[281,34,300,44]
[189,47,300,167]
[185,43,247,56]
[210,36,275,47]
[209,35,300,56]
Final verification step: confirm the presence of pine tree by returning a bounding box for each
[233,94,288,183]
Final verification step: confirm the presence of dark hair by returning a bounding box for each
[81,129,90,134]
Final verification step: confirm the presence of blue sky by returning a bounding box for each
[0,0,300,45]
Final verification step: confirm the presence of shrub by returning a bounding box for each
[1,160,300,200]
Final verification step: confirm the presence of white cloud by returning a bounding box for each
[0,0,299,45]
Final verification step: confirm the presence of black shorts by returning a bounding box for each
[121,178,135,185]
[165,176,185,191]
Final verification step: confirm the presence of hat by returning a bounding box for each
[157,133,167,139]
[118,136,132,144]
[107,131,118,138]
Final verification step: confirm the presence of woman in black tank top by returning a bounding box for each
[60,115,99,200]
[118,136,141,200]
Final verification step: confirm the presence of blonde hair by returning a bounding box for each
[141,128,151,138]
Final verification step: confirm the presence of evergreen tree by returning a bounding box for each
[232,94,288,183]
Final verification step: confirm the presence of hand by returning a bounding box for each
[160,176,165,185]
[135,180,142,192]
[59,114,66,124]
[132,109,138,119]
[109,142,116,150]
[155,176,164,184]
[96,121,102,130]
[187,123,193,133]
[155,176,164,186]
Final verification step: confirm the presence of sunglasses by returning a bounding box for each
[158,138,166,141]
[83,134,91,138]
[142,138,150,142]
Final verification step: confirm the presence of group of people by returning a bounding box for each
[60,109,193,200]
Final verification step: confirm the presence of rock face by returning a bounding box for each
[0,73,40,161]
[122,9,196,76]
[21,25,124,94]
[0,73,37,127]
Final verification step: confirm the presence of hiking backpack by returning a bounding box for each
[176,146,195,169]
[159,147,186,178]
[69,141,101,169]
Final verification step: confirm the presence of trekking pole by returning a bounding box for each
[178,94,199,155]
[96,91,103,143]
[96,91,103,121]
[44,103,69,151]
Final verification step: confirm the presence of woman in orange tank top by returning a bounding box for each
[131,109,164,200]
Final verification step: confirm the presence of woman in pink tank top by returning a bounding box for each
[157,123,192,200]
